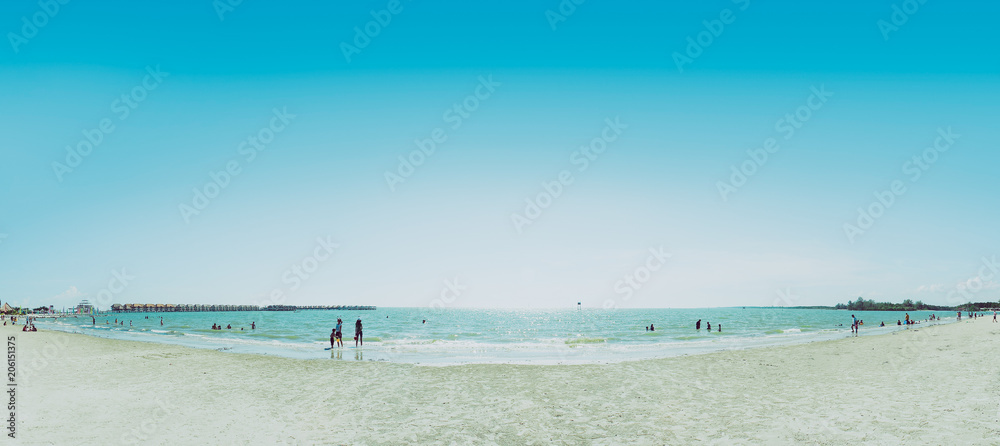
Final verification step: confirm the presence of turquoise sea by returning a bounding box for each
[36,308,956,364]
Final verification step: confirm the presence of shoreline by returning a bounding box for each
[12,316,1000,444]
[29,309,959,366]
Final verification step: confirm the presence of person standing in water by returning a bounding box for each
[335,318,343,348]
[696,319,701,330]
[355,318,363,347]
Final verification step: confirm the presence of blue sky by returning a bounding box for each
[1,0,998,309]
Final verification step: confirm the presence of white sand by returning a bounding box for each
[10,317,1000,445]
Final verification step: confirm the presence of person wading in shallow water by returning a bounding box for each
[355,318,363,347]
[335,318,343,348]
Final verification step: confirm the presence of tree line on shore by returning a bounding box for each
[832,298,998,312]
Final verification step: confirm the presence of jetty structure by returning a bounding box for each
[110,304,375,313]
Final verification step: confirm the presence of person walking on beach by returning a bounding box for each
[696,319,701,330]
[355,318,363,347]
[993,311,997,322]
[851,315,857,335]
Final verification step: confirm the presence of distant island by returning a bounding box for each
[757,298,999,312]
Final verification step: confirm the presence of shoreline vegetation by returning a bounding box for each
[13,313,1000,443]
[750,299,999,312]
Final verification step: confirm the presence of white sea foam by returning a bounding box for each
[33,308,958,364]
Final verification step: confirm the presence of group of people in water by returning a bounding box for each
[211,321,255,331]
[644,321,722,332]
[960,311,995,321]
[854,313,930,335]
[694,319,721,332]
[330,318,364,348]
[850,311,1000,335]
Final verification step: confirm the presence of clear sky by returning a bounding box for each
[1,0,998,310]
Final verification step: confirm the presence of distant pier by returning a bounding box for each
[261,305,376,311]
[110,304,376,313]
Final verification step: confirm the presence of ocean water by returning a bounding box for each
[35,308,956,365]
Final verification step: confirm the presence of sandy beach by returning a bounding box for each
[10,317,1000,445]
